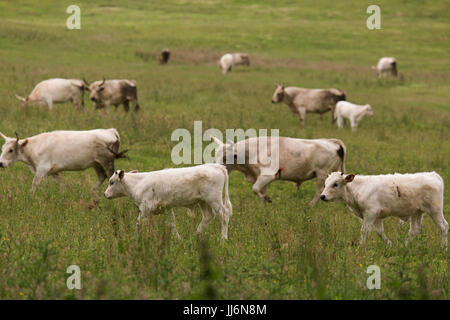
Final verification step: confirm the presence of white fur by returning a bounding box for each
[219,53,250,74]
[104,164,233,240]
[335,101,373,131]
[16,78,85,110]
[0,129,121,192]
[320,172,448,248]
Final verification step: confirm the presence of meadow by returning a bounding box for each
[0,0,448,299]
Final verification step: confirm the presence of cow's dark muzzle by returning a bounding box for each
[320,195,327,201]
[90,97,96,102]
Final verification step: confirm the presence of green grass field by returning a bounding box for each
[0,0,448,299]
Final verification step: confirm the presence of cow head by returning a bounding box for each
[88,78,106,109]
[320,172,355,202]
[271,84,285,103]
[104,170,127,199]
[0,132,28,168]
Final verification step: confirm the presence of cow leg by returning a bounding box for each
[252,175,276,203]
[296,181,303,190]
[72,97,81,110]
[374,219,391,245]
[93,164,107,190]
[196,202,216,234]
[320,114,323,120]
[429,207,448,248]
[350,116,358,131]
[134,101,140,112]
[100,160,115,179]
[31,170,48,193]
[168,209,181,240]
[123,101,130,113]
[405,214,423,246]
[310,174,326,206]
[298,107,306,125]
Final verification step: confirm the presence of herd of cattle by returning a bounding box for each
[1,53,447,248]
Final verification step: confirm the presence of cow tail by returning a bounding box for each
[222,167,233,216]
[331,139,346,173]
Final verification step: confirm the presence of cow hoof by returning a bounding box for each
[264,196,272,203]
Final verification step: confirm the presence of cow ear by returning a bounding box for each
[345,174,355,183]
[118,170,125,180]
[20,139,28,147]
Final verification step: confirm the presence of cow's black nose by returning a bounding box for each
[320,195,326,201]
[90,97,96,101]
[0,162,3,168]
[271,100,275,104]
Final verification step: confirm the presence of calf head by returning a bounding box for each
[104,170,126,199]
[364,104,374,116]
[320,172,355,202]
[0,132,28,168]
[271,84,285,103]
[211,137,237,169]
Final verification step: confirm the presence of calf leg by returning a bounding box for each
[196,202,216,234]
[337,116,344,128]
[350,117,358,131]
[405,214,423,246]
[374,219,391,245]
[252,175,276,203]
[360,215,375,245]
[169,209,181,240]
[429,207,448,248]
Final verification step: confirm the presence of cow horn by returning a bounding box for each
[0,132,8,140]
[83,78,90,86]
[99,77,106,87]
[14,131,19,142]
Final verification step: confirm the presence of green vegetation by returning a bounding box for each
[0,0,448,299]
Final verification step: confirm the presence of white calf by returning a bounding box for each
[335,101,373,131]
[104,164,233,240]
[320,172,448,248]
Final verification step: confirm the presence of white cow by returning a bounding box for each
[104,164,233,240]
[372,57,397,78]
[335,101,373,131]
[0,129,127,192]
[15,78,87,110]
[213,136,346,206]
[320,172,448,247]
[219,53,250,74]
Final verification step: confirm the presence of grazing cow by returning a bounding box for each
[159,48,171,64]
[219,53,250,74]
[0,129,127,192]
[104,164,233,240]
[335,101,373,131]
[15,78,87,110]
[271,84,346,125]
[84,78,140,112]
[212,136,346,206]
[320,172,448,247]
[372,57,397,78]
